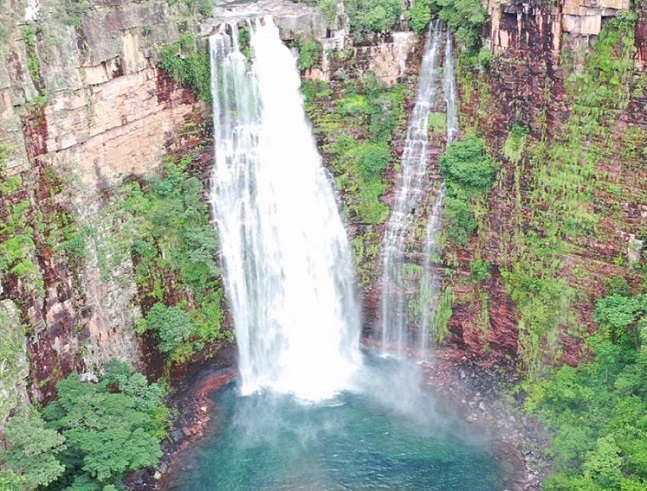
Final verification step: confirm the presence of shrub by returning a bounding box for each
[140,303,195,354]
[295,37,323,71]
[439,136,496,244]
[469,258,492,283]
[158,34,211,103]
[43,364,167,488]
[345,0,403,36]
[440,135,495,197]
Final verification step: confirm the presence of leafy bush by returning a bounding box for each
[524,291,647,489]
[140,303,195,354]
[158,34,211,103]
[469,258,492,283]
[293,37,323,71]
[439,136,496,244]
[0,413,66,489]
[440,135,495,197]
[408,0,435,34]
[435,0,488,54]
[345,0,403,36]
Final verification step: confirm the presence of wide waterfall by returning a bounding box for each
[209,17,362,401]
[419,30,459,356]
[379,20,443,356]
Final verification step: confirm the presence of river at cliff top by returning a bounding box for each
[168,355,506,490]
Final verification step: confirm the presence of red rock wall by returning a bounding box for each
[444,0,646,369]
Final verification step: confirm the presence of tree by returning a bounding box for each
[0,413,65,490]
[139,303,195,354]
[42,364,166,488]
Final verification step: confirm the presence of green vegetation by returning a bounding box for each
[168,0,214,16]
[303,72,406,286]
[439,135,496,245]
[107,156,229,363]
[0,301,27,428]
[291,37,323,71]
[158,34,211,103]
[59,0,92,29]
[408,0,435,34]
[406,0,488,54]
[525,290,647,490]
[0,413,65,489]
[0,362,167,490]
[138,303,196,354]
[469,258,491,283]
[0,146,41,293]
[306,73,403,226]
[452,14,646,378]
[345,0,403,37]
[428,112,446,134]
[434,285,455,343]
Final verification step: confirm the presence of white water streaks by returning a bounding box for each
[209,17,362,402]
[418,29,460,358]
[380,20,443,356]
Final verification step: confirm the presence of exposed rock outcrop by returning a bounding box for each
[0,0,207,405]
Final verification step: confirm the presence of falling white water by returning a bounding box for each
[418,29,459,357]
[380,20,443,356]
[444,30,459,143]
[209,17,362,401]
[418,189,444,357]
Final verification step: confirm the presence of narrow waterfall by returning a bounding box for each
[444,30,459,142]
[419,30,459,356]
[379,20,443,356]
[209,17,362,401]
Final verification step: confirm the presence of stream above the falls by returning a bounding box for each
[168,355,508,491]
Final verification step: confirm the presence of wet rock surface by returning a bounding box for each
[424,349,548,491]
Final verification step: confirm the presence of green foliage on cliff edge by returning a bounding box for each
[345,0,403,37]
[158,34,211,103]
[407,0,487,55]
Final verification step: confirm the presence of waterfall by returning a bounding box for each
[418,30,459,356]
[379,20,443,356]
[444,31,459,142]
[209,17,362,401]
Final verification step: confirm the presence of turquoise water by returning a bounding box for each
[170,358,506,491]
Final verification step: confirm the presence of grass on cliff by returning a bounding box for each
[453,13,646,377]
[158,34,211,103]
[303,72,405,287]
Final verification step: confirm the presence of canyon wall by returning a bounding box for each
[442,0,646,372]
[0,0,209,426]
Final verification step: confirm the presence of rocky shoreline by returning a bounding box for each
[129,346,548,491]
[423,349,548,491]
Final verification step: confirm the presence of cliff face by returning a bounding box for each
[443,0,646,372]
[0,0,207,421]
